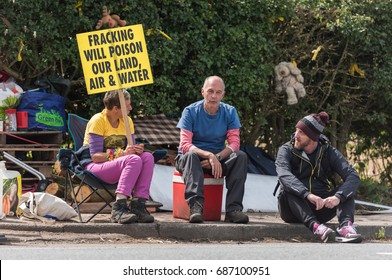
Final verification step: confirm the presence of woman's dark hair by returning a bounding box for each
[103,90,130,109]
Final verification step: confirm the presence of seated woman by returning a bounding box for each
[82,90,154,224]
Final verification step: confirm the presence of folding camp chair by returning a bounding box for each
[58,114,116,223]
[58,113,166,223]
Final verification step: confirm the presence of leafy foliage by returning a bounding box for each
[1,0,391,191]
[356,178,391,205]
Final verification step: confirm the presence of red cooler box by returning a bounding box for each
[172,170,224,221]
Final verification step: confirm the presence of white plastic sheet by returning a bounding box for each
[150,164,278,212]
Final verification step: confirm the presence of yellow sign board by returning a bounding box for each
[76,24,153,94]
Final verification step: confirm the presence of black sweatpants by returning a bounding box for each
[278,191,355,231]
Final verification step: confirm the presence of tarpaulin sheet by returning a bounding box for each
[133,114,180,145]
[150,164,279,212]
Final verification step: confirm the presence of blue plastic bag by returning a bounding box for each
[17,89,66,133]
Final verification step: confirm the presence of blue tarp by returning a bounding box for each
[240,145,277,176]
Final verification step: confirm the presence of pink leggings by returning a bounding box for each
[85,152,154,199]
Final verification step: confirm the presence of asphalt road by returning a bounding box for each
[1,241,392,260]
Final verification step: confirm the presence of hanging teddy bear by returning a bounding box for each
[274,61,306,105]
[95,5,127,30]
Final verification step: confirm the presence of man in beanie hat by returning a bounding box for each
[275,112,362,243]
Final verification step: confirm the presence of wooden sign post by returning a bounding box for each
[117,89,132,144]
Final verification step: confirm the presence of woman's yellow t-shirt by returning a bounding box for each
[83,109,135,159]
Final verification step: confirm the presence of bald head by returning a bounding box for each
[203,76,225,92]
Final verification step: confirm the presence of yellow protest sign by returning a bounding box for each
[76,24,153,94]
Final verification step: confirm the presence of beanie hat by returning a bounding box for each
[295,112,329,141]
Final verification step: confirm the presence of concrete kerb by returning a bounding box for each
[0,220,309,242]
[1,212,391,242]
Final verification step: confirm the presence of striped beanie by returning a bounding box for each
[295,112,329,141]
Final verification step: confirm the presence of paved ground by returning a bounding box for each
[1,211,391,244]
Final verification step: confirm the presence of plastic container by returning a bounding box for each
[16,111,28,130]
[5,109,17,132]
[172,170,224,221]
[0,161,22,218]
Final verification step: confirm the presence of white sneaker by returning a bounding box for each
[313,223,335,243]
[336,221,362,243]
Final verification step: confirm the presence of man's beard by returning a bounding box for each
[294,138,311,151]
